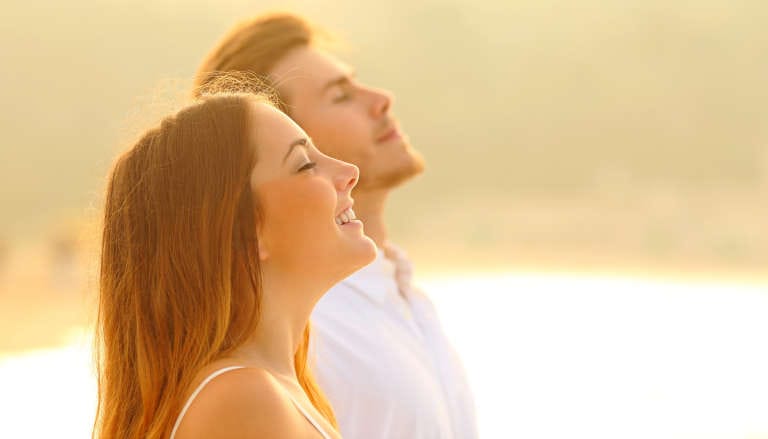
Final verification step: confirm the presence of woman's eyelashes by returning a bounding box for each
[297,161,317,173]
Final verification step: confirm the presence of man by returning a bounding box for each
[195,13,477,438]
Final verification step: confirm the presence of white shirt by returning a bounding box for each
[310,244,478,439]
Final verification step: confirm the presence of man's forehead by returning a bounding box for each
[270,46,353,89]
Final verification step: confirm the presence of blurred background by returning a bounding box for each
[0,0,766,438]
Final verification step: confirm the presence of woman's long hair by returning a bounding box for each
[94,93,336,439]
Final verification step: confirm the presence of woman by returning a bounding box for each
[94,91,376,439]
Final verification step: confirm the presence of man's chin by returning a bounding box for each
[371,156,425,190]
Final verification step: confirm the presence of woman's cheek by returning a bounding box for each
[257,177,336,244]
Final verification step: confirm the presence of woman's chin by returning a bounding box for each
[337,236,377,278]
[358,235,378,264]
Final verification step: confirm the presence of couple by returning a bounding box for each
[94,12,477,439]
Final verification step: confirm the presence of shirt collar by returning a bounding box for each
[382,242,415,295]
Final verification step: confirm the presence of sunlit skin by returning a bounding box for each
[268,46,426,248]
[174,103,375,439]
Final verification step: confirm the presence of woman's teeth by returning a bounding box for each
[335,207,357,225]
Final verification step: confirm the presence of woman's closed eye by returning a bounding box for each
[297,161,317,173]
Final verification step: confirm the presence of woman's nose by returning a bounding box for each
[333,160,359,193]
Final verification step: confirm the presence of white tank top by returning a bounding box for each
[169,366,332,439]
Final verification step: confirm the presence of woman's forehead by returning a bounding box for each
[249,102,307,161]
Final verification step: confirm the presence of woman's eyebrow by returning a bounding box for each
[283,138,308,163]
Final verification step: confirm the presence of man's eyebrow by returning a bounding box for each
[283,138,308,163]
[321,71,357,92]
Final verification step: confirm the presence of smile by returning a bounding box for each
[335,207,357,225]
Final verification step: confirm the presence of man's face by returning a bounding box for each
[268,46,425,192]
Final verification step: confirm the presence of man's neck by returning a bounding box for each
[352,188,389,248]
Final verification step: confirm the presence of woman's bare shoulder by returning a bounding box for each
[174,367,305,439]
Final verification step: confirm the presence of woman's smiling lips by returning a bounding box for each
[339,219,363,229]
[335,205,363,229]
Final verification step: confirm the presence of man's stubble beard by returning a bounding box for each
[356,147,425,192]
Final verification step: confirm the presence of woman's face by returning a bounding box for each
[249,102,377,282]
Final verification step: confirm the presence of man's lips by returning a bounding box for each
[376,127,401,143]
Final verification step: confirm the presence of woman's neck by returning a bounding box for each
[231,276,320,379]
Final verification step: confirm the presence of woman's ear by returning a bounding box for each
[256,225,270,262]
[253,203,269,261]
[257,235,270,261]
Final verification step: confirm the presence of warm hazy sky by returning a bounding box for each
[2,0,766,271]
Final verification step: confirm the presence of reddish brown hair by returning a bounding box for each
[94,92,335,439]
[193,12,325,106]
